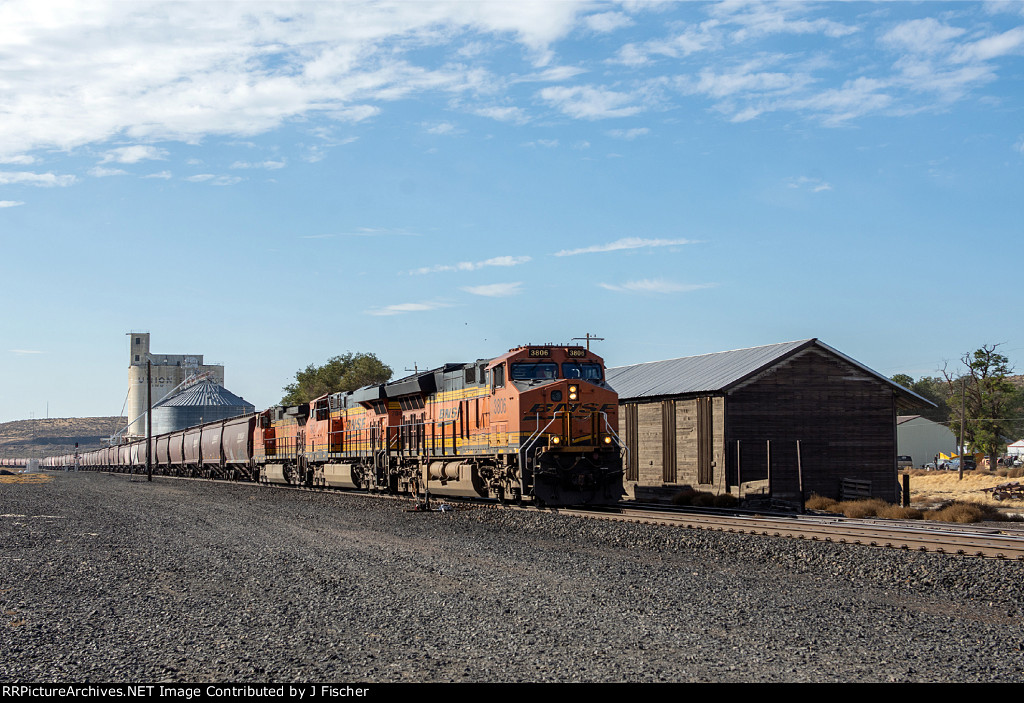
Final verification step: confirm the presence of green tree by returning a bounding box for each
[281,352,392,405]
[890,374,951,424]
[942,344,1019,469]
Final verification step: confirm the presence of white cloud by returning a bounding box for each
[538,85,643,120]
[0,200,25,208]
[461,282,523,297]
[0,155,35,165]
[143,171,173,179]
[88,166,129,177]
[100,145,168,164]
[607,127,649,140]
[1015,136,1024,154]
[554,237,697,257]
[711,2,858,42]
[584,12,633,34]
[185,173,241,186]
[411,255,530,275]
[231,160,286,170]
[424,122,458,135]
[951,25,1024,62]
[9,349,45,354]
[522,139,559,148]
[881,18,966,55]
[787,176,833,192]
[599,279,716,294]
[473,106,529,123]
[0,2,590,158]
[366,300,453,316]
[0,171,76,187]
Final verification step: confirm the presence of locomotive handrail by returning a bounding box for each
[518,411,565,499]
[600,411,628,472]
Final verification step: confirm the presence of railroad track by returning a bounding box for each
[556,505,1024,560]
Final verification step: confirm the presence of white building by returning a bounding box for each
[896,415,956,468]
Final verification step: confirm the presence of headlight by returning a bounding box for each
[551,436,561,445]
[550,390,562,402]
[603,435,613,445]
[568,385,578,401]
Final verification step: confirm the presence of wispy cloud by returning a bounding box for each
[185,174,241,186]
[0,171,76,187]
[554,237,697,257]
[231,159,286,170]
[538,85,643,120]
[607,127,649,140]
[599,280,716,294]
[143,171,173,179]
[473,106,529,124]
[461,282,523,297]
[100,145,168,164]
[366,301,453,316]
[424,122,460,135]
[9,349,45,354]
[88,166,129,177]
[584,11,633,34]
[787,176,832,192]
[0,200,25,208]
[411,255,530,275]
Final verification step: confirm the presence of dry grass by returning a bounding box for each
[904,470,1024,511]
[0,474,50,484]
[805,491,1014,523]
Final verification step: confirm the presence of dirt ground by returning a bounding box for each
[905,470,1024,512]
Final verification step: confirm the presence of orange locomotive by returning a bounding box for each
[256,344,625,506]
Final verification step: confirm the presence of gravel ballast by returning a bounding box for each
[2,471,1023,683]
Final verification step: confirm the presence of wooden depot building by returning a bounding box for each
[606,339,933,504]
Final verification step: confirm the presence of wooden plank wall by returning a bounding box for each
[620,396,725,492]
[725,347,897,502]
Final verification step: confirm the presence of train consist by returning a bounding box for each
[43,345,626,507]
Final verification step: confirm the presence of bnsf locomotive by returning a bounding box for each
[45,344,626,507]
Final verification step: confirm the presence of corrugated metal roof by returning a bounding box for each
[607,339,935,409]
[606,339,813,400]
[153,380,252,408]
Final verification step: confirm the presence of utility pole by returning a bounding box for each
[572,333,604,351]
[147,360,153,482]
[959,379,966,481]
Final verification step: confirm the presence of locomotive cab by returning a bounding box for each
[486,345,625,506]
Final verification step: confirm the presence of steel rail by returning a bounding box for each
[557,507,1024,560]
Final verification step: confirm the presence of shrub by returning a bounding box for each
[806,494,839,511]
[924,502,986,523]
[671,486,699,505]
[689,492,716,507]
[834,498,889,519]
[876,504,923,520]
[713,493,739,508]
[922,501,1015,523]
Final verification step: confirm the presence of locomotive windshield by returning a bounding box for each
[510,362,558,380]
[561,362,603,381]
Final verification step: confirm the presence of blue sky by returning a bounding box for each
[2,1,1023,423]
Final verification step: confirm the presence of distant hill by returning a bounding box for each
[0,417,127,460]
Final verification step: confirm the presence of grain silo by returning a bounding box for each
[151,379,255,435]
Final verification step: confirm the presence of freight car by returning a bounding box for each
[46,344,626,507]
